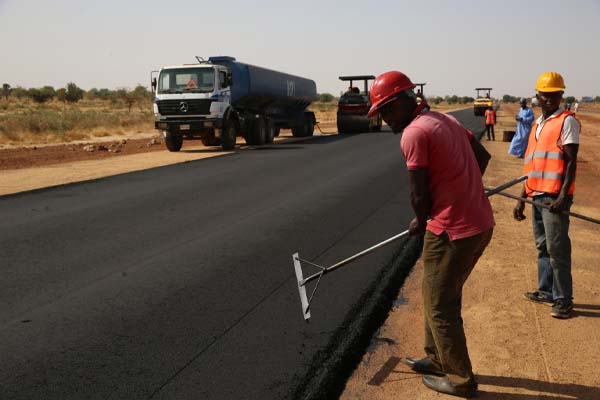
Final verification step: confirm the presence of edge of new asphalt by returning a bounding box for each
[291,109,485,400]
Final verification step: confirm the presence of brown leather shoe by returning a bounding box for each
[422,374,477,398]
[402,357,444,376]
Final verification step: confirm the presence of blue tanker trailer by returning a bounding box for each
[152,56,318,151]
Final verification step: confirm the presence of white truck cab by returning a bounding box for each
[152,63,232,150]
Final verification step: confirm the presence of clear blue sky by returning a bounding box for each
[1,0,599,98]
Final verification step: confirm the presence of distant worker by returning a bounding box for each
[345,86,359,95]
[513,71,580,319]
[415,88,426,105]
[508,98,535,158]
[484,104,496,140]
[368,71,493,398]
[573,101,579,114]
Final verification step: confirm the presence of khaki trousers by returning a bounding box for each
[422,228,493,387]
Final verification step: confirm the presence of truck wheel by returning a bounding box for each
[221,114,237,150]
[305,114,314,136]
[245,116,267,145]
[265,118,275,143]
[292,113,314,137]
[164,131,183,152]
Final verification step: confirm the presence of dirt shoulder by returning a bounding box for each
[340,104,600,399]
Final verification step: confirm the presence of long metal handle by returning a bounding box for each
[484,188,600,225]
[299,229,411,286]
[294,175,531,320]
[300,175,529,286]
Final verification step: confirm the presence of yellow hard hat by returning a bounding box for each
[535,71,565,92]
[487,102,493,107]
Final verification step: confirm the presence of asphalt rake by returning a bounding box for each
[292,174,528,321]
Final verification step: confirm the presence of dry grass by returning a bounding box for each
[0,98,153,145]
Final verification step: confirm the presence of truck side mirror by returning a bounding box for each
[151,77,157,92]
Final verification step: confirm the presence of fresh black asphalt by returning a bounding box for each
[0,109,484,400]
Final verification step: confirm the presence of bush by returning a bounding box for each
[564,96,576,104]
[502,94,519,103]
[29,86,56,103]
[318,93,335,103]
[56,88,67,103]
[65,82,84,103]
[447,95,459,104]
[12,86,28,100]
[2,83,11,100]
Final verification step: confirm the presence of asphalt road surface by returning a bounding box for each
[0,109,483,400]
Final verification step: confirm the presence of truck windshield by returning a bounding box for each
[158,68,215,94]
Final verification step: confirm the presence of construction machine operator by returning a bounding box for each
[368,71,494,398]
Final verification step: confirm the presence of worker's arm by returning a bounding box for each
[408,168,431,235]
[550,143,578,213]
[513,184,527,221]
[470,137,491,175]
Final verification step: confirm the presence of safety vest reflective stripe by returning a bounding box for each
[523,151,563,163]
[522,110,577,196]
[528,171,563,180]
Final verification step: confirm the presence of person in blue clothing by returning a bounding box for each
[508,98,535,158]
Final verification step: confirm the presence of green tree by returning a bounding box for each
[12,86,28,100]
[447,95,459,104]
[564,96,576,104]
[2,83,11,100]
[502,94,519,103]
[30,86,56,103]
[432,96,443,105]
[65,82,84,103]
[116,88,136,112]
[318,93,335,103]
[594,96,600,103]
[56,88,67,103]
[86,88,99,100]
[97,88,112,100]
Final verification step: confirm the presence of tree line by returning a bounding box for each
[1,83,153,112]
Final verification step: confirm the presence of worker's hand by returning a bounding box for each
[408,217,427,236]
[549,195,567,213]
[513,201,526,221]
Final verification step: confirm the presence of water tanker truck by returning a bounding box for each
[152,56,318,151]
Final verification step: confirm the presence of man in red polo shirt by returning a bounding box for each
[368,71,495,398]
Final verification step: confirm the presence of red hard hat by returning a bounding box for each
[368,71,416,117]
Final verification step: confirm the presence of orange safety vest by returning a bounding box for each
[484,109,496,125]
[523,111,578,197]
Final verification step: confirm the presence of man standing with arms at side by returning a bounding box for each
[509,98,535,158]
[484,103,496,141]
[514,72,580,319]
[368,71,494,398]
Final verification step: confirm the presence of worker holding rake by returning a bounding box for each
[367,71,495,398]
